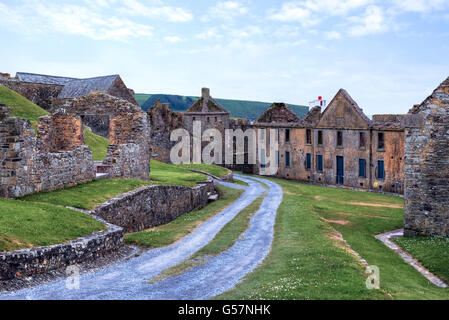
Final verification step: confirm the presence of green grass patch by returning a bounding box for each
[149,193,264,283]
[217,177,449,300]
[233,179,249,187]
[125,186,243,248]
[19,179,151,210]
[0,199,105,252]
[84,128,109,161]
[0,85,48,121]
[151,160,207,187]
[394,236,449,284]
[176,163,230,178]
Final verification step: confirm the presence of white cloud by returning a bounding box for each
[348,5,388,36]
[164,35,183,43]
[0,1,155,41]
[201,1,248,22]
[196,27,223,39]
[268,2,315,27]
[119,0,193,22]
[391,0,449,13]
[325,30,342,39]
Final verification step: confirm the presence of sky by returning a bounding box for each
[1,0,449,115]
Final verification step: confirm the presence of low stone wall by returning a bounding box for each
[0,219,123,281]
[94,180,214,233]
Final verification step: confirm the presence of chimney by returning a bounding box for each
[202,88,210,99]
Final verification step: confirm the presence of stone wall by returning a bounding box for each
[404,77,449,237]
[93,181,214,233]
[0,218,123,281]
[0,77,63,111]
[52,92,143,138]
[0,105,95,198]
[147,100,184,163]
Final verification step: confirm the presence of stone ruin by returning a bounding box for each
[404,77,449,237]
[0,105,95,198]
[147,99,184,163]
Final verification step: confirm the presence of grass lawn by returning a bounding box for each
[84,128,109,161]
[217,177,449,300]
[0,199,105,252]
[151,160,207,187]
[233,179,249,187]
[176,163,230,178]
[394,236,449,284]
[149,193,264,283]
[19,179,152,210]
[125,186,243,248]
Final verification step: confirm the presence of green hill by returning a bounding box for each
[138,93,309,120]
[0,85,109,160]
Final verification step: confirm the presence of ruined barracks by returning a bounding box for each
[149,86,406,194]
[253,89,406,194]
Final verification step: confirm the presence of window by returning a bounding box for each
[378,132,385,150]
[193,117,196,121]
[337,131,343,147]
[316,155,323,172]
[207,117,210,122]
[306,129,312,144]
[306,153,311,170]
[359,159,366,178]
[285,129,290,143]
[378,160,385,180]
[276,151,280,166]
[215,117,218,122]
[317,131,323,145]
[286,151,291,167]
[261,149,266,169]
[359,132,366,149]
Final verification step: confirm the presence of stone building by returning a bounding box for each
[0,105,95,198]
[147,99,184,163]
[0,72,137,111]
[404,77,449,236]
[253,89,406,194]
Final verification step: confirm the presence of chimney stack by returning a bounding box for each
[202,88,210,99]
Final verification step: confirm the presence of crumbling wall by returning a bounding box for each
[0,76,63,110]
[147,100,184,163]
[0,105,95,198]
[102,111,151,180]
[404,77,449,237]
[52,92,142,138]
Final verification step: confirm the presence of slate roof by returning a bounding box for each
[16,72,78,86]
[58,75,119,99]
[186,96,229,114]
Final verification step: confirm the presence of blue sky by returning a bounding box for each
[1,0,448,115]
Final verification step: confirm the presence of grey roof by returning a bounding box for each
[58,75,119,99]
[16,72,78,85]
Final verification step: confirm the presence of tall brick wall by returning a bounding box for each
[0,105,95,198]
[404,77,449,237]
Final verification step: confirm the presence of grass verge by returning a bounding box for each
[233,179,249,187]
[217,176,449,300]
[151,160,207,187]
[176,163,230,178]
[0,199,105,252]
[19,179,151,210]
[125,186,243,248]
[394,236,449,284]
[148,194,264,283]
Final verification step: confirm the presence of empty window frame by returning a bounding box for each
[261,149,266,169]
[378,132,385,150]
[286,151,291,167]
[317,130,323,145]
[306,129,312,144]
[377,160,385,180]
[359,159,366,178]
[285,129,290,143]
[316,155,323,172]
[337,131,343,147]
[359,132,366,149]
[306,153,311,170]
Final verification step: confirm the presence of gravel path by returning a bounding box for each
[0,174,282,300]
